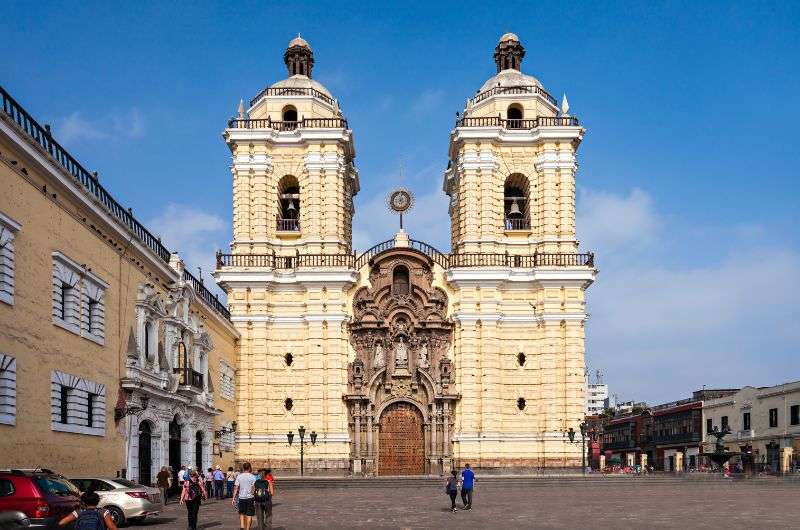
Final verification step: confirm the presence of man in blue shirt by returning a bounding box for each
[460,463,475,510]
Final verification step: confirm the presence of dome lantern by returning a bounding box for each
[284,34,314,78]
[493,33,525,73]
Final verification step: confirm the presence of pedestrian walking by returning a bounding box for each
[226,466,236,498]
[180,469,208,530]
[460,463,475,510]
[58,490,118,529]
[178,464,188,490]
[213,466,226,500]
[444,470,459,512]
[156,466,172,505]
[205,468,214,498]
[254,468,274,529]
[232,462,257,530]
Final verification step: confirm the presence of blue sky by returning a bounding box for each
[2,1,798,403]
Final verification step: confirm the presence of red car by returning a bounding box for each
[0,469,80,528]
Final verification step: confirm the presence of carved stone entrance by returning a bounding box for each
[345,247,459,476]
[378,402,425,475]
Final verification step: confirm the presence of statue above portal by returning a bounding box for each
[418,342,429,369]
[373,343,385,369]
[395,337,409,368]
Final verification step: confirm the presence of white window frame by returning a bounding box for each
[0,353,17,425]
[0,212,22,306]
[52,252,107,344]
[51,370,106,436]
[219,360,235,402]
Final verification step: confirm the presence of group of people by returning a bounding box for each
[154,464,242,504]
[444,463,475,513]
[176,462,275,530]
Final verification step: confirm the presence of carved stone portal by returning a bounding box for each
[345,248,458,476]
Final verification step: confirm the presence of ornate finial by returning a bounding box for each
[237,98,245,119]
[387,188,413,230]
[561,93,570,116]
[494,33,525,73]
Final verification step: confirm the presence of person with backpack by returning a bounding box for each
[444,470,459,512]
[58,490,117,530]
[180,469,208,530]
[232,461,257,530]
[253,468,275,529]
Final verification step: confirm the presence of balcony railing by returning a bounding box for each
[174,367,204,390]
[182,269,230,320]
[646,432,702,445]
[469,85,558,107]
[227,117,348,130]
[603,440,636,451]
[276,217,300,232]
[504,217,531,230]
[1,85,172,264]
[218,249,594,271]
[250,86,336,108]
[456,115,579,129]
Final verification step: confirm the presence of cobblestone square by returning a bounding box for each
[137,477,800,530]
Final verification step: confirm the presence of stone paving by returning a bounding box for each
[137,478,800,529]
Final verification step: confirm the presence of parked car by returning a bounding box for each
[67,478,162,526]
[0,469,80,528]
[0,510,32,529]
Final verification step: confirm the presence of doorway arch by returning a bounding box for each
[168,417,182,494]
[195,431,204,471]
[378,401,425,475]
[138,421,153,486]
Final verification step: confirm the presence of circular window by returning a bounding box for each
[284,398,294,411]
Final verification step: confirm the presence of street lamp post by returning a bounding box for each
[565,422,589,475]
[287,425,318,476]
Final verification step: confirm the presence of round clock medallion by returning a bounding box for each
[388,189,413,213]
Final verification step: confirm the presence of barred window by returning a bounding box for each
[0,212,21,306]
[52,252,107,343]
[51,370,106,436]
[219,361,235,401]
[0,353,17,426]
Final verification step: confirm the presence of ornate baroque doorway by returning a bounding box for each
[378,402,425,475]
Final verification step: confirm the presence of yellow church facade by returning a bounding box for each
[215,34,596,474]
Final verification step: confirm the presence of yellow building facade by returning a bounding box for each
[0,86,239,484]
[216,34,596,474]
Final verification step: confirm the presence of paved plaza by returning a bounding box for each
[137,477,800,529]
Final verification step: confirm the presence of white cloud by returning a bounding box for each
[56,108,146,144]
[581,187,800,404]
[411,88,445,116]
[147,203,227,297]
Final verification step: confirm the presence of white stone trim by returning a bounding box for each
[214,269,358,290]
[237,432,350,443]
[0,211,21,306]
[452,431,572,442]
[51,252,107,344]
[451,312,588,324]
[51,370,106,437]
[0,353,17,425]
[229,314,350,324]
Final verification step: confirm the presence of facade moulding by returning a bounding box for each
[238,433,350,443]
[229,314,350,324]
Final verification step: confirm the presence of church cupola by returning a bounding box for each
[284,35,314,77]
[493,33,525,72]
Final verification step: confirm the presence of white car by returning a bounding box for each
[67,477,163,526]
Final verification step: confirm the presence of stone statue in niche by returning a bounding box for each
[417,342,429,369]
[395,337,409,368]
[372,343,385,369]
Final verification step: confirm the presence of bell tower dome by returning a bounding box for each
[284,35,314,77]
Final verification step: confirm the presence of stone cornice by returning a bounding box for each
[448,125,584,159]
[214,268,358,290]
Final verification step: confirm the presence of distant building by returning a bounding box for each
[615,400,647,415]
[586,383,609,415]
[703,380,800,473]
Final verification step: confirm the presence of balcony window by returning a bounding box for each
[506,104,523,129]
[282,105,298,123]
[743,412,751,430]
[707,418,713,433]
[769,408,778,428]
[721,416,728,431]
[791,405,799,426]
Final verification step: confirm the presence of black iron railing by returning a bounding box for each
[504,218,531,230]
[175,367,204,389]
[469,85,558,107]
[182,269,231,320]
[0,85,172,264]
[250,86,336,108]
[456,115,579,129]
[227,117,348,130]
[276,217,300,232]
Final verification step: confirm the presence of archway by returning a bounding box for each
[195,431,204,471]
[168,417,182,494]
[378,402,425,476]
[138,421,153,486]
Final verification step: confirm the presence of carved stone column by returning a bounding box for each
[353,401,362,474]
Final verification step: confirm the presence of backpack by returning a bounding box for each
[75,508,105,530]
[187,480,203,501]
[254,479,271,502]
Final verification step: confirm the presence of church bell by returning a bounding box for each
[508,198,522,217]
